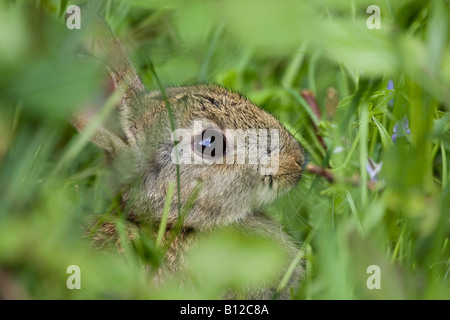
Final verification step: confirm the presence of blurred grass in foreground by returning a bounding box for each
[0,0,449,299]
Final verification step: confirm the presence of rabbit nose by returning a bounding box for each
[296,152,307,171]
[292,148,305,171]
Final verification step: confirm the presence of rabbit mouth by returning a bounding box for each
[263,170,302,192]
[255,171,301,208]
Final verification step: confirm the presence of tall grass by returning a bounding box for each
[0,0,449,299]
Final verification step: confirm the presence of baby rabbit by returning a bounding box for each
[72,17,305,299]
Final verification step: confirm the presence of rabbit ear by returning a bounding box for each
[71,101,128,153]
[71,15,146,152]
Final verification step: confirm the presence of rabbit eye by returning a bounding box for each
[193,129,226,160]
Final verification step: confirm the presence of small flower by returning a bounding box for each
[391,116,411,142]
[366,159,383,182]
[387,80,394,106]
[387,80,394,91]
[333,146,344,154]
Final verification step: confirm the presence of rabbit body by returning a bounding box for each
[73,17,305,299]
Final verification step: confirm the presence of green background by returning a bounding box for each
[0,0,449,299]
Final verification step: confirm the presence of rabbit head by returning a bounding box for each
[73,18,305,231]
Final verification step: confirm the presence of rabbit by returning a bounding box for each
[72,16,305,299]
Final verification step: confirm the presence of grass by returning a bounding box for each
[0,0,449,299]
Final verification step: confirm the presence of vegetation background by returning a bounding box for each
[0,0,449,299]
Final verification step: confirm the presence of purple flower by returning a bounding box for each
[366,159,383,182]
[387,80,394,106]
[387,80,394,91]
[391,116,411,142]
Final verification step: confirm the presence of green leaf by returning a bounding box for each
[372,116,394,150]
